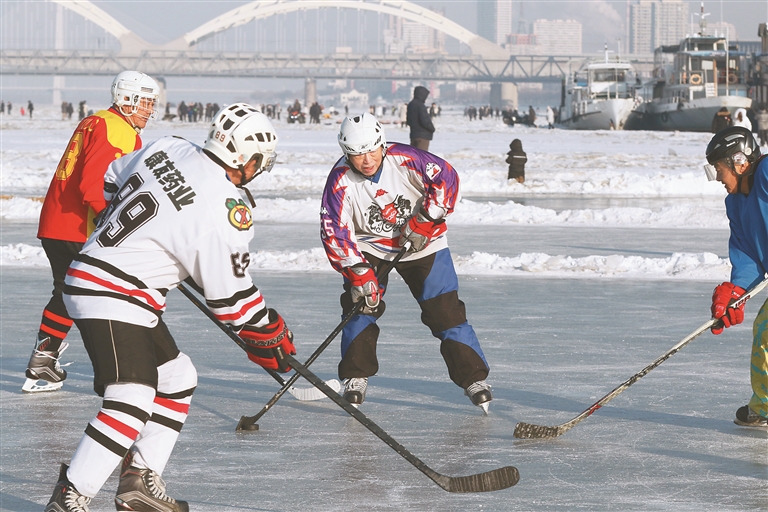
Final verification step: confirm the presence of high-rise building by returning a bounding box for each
[628,0,689,54]
[477,0,513,46]
[533,19,582,55]
[706,21,737,40]
[384,12,445,53]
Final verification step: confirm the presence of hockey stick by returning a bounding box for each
[281,351,519,492]
[236,245,410,431]
[196,307,520,492]
[513,276,768,439]
[177,284,340,404]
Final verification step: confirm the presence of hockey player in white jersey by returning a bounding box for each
[320,112,492,412]
[45,104,295,512]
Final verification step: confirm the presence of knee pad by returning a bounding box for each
[156,352,197,395]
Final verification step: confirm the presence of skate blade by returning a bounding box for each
[22,377,63,393]
[480,402,490,415]
[733,419,768,430]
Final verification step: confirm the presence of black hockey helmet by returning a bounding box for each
[704,126,760,181]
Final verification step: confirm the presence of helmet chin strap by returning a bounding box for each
[236,164,257,207]
[121,107,147,134]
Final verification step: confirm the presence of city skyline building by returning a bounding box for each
[384,10,445,53]
[477,0,514,46]
[627,0,689,54]
[533,19,583,55]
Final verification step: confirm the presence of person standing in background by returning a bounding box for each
[506,139,527,183]
[406,86,435,152]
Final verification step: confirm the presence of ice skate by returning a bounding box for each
[115,451,189,512]
[734,405,768,429]
[23,338,69,393]
[465,380,492,414]
[45,463,91,512]
[343,377,368,407]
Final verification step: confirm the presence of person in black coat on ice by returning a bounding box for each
[506,139,527,183]
[406,86,436,151]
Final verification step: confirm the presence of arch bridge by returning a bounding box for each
[1,0,654,104]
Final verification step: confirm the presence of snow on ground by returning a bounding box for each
[0,104,731,279]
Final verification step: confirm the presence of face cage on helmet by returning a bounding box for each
[238,152,277,187]
[123,95,158,120]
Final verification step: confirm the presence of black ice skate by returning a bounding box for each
[23,337,69,393]
[465,380,492,414]
[343,377,368,407]
[45,463,91,512]
[734,405,768,428]
[115,451,189,512]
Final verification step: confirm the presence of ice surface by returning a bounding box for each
[1,107,766,511]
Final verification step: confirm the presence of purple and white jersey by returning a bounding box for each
[320,142,459,271]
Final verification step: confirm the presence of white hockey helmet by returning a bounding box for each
[338,112,386,156]
[204,103,278,182]
[111,70,159,119]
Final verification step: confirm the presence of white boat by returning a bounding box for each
[626,32,752,132]
[559,52,639,130]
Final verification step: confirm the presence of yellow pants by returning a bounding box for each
[749,298,768,417]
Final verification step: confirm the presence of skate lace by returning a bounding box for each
[465,380,491,396]
[63,485,91,512]
[345,378,367,393]
[34,342,71,372]
[145,471,176,504]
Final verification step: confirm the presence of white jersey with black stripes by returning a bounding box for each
[63,136,266,330]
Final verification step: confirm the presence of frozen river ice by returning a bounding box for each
[1,107,766,510]
[2,268,766,511]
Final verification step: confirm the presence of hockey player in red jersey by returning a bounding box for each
[45,104,295,512]
[320,113,492,412]
[24,71,159,393]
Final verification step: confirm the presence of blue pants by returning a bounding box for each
[339,248,489,389]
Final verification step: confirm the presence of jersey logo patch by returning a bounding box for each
[375,188,388,198]
[226,198,253,231]
[366,194,411,232]
[425,162,442,180]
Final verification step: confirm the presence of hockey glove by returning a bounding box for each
[343,263,381,310]
[240,309,296,372]
[710,282,747,335]
[399,209,447,252]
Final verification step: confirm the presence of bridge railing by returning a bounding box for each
[1,48,655,82]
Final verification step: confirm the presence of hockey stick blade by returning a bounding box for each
[281,352,519,492]
[286,378,341,401]
[433,466,521,493]
[514,276,768,440]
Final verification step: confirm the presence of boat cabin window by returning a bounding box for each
[593,70,626,82]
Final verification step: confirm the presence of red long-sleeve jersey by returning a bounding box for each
[37,107,141,242]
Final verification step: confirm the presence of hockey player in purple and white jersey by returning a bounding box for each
[320,112,492,412]
[45,104,296,512]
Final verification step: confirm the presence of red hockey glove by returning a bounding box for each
[399,209,447,252]
[710,282,747,335]
[342,263,381,310]
[240,309,296,372]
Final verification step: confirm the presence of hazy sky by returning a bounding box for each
[95,0,767,53]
